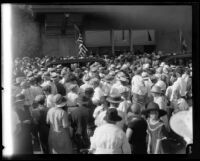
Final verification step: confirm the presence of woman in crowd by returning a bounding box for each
[142,102,168,154]
[46,94,73,154]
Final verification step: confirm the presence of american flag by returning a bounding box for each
[74,25,88,57]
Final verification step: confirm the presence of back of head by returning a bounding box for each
[130,103,141,115]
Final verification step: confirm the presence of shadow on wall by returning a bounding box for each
[12,5,41,58]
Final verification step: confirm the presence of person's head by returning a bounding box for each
[149,110,159,120]
[51,72,59,82]
[42,85,52,95]
[14,93,25,110]
[90,78,100,88]
[106,93,123,108]
[85,87,94,99]
[99,95,109,107]
[103,108,122,124]
[151,85,163,97]
[130,103,141,115]
[175,67,183,77]
[54,94,67,109]
[34,94,46,106]
[69,84,79,94]
[20,81,30,89]
[142,102,166,121]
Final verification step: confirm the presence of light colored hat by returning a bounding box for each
[155,80,166,91]
[141,72,149,79]
[151,85,163,94]
[54,94,67,108]
[160,62,165,67]
[106,93,123,104]
[51,72,58,79]
[121,64,128,70]
[119,76,129,82]
[143,63,150,70]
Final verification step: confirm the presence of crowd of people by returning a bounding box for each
[11,51,192,154]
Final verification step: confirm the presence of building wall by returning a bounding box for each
[155,29,192,53]
[41,35,79,57]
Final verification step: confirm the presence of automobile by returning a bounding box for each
[163,53,192,66]
[45,57,106,68]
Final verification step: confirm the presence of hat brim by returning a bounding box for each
[15,99,25,104]
[151,90,164,94]
[56,102,67,108]
[103,114,122,122]
[141,108,167,117]
[106,97,123,103]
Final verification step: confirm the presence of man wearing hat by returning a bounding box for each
[110,74,129,97]
[89,108,131,154]
[97,91,126,130]
[51,72,66,96]
[90,78,104,105]
[101,74,114,96]
[142,102,168,154]
[46,94,73,154]
[32,95,49,154]
[80,74,93,93]
[13,94,33,154]
[170,67,187,102]
[70,94,92,153]
[66,84,79,110]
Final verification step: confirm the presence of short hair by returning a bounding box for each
[42,85,51,93]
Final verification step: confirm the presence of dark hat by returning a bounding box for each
[77,94,90,105]
[106,94,123,104]
[85,87,94,95]
[104,108,122,123]
[141,102,167,117]
[151,85,163,94]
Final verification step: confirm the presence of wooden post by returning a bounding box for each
[129,29,133,52]
[111,29,115,56]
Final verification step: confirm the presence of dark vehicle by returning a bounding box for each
[45,58,106,68]
[163,53,192,66]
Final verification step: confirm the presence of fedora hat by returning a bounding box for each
[106,93,123,104]
[54,94,67,108]
[151,85,163,94]
[103,74,114,82]
[77,94,90,105]
[142,102,167,117]
[104,108,122,123]
[118,76,129,82]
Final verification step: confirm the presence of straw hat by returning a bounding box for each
[151,85,163,94]
[54,94,67,108]
[106,93,123,104]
